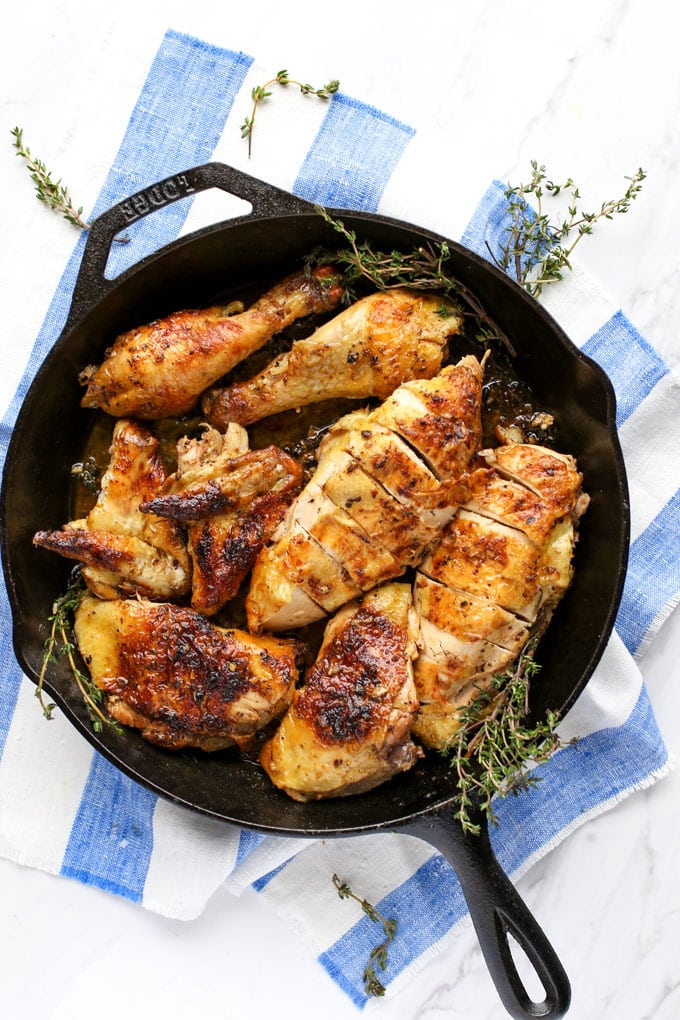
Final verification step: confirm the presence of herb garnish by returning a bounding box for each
[37,571,120,734]
[11,126,91,232]
[241,70,340,156]
[447,638,574,835]
[332,874,398,997]
[495,161,646,297]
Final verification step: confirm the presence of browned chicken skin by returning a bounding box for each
[202,289,462,427]
[246,355,484,633]
[260,582,422,800]
[33,418,190,601]
[74,596,303,751]
[141,425,303,615]
[412,442,588,750]
[79,266,343,419]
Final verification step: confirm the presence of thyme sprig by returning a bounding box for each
[309,207,514,353]
[37,572,120,734]
[448,638,573,835]
[495,161,646,297]
[11,126,91,232]
[332,874,398,997]
[241,70,340,156]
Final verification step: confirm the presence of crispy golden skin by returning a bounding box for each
[33,419,190,601]
[79,266,343,419]
[141,426,303,615]
[246,357,484,633]
[412,443,589,750]
[74,596,302,751]
[203,289,462,427]
[260,583,421,800]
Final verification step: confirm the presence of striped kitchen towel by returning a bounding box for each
[0,28,677,1009]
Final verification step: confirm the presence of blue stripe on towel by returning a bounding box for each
[102,31,253,279]
[235,829,267,867]
[292,94,415,211]
[460,179,527,269]
[320,853,467,1008]
[60,754,156,901]
[615,490,680,656]
[581,311,669,427]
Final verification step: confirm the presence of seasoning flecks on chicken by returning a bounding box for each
[74,596,303,751]
[411,442,589,750]
[371,355,485,481]
[33,418,190,601]
[245,356,485,633]
[79,265,343,419]
[140,424,303,616]
[260,583,422,801]
[202,289,463,428]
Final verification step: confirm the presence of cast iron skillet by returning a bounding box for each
[0,163,630,1018]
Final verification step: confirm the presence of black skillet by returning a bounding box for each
[0,163,630,1019]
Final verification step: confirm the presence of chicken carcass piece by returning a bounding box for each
[412,442,588,750]
[74,596,302,751]
[260,582,422,800]
[245,356,484,633]
[79,265,343,419]
[33,419,190,601]
[140,424,303,615]
[202,289,463,428]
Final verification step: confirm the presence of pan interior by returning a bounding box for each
[0,210,629,834]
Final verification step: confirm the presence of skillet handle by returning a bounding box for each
[405,809,571,1019]
[67,161,316,329]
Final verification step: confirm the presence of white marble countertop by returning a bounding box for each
[1,2,679,1018]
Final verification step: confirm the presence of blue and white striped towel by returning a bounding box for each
[1,29,677,1009]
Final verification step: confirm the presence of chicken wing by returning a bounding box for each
[79,265,343,419]
[259,582,422,800]
[33,418,190,601]
[140,425,303,615]
[74,595,303,751]
[202,289,462,427]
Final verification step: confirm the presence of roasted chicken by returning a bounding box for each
[79,266,343,419]
[33,419,190,601]
[202,289,463,427]
[74,596,303,751]
[246,355,484,633]
[140,424,303,615]
[412,442,589,749]
[260,582,422,800]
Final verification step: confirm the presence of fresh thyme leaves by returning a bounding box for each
[447,638,573,835]
[11,126,91,232]
[37,572,120,734]
[309,206,516,354]
[332,874,398,997]
[495,161,646,297]
[240,70,340,156]
[71,455,101,494]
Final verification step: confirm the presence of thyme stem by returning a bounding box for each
[495,161,646,297]
[332,874,398,997]
[11,126,91,232]
[241,70,339,156]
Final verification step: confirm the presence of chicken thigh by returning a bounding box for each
[74,595,302,751]
[79,265,343,419]
[259,582,421,800]
[202,289,462,427]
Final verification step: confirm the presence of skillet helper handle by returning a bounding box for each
[407,809,571,1019]
[67,161,316,329]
